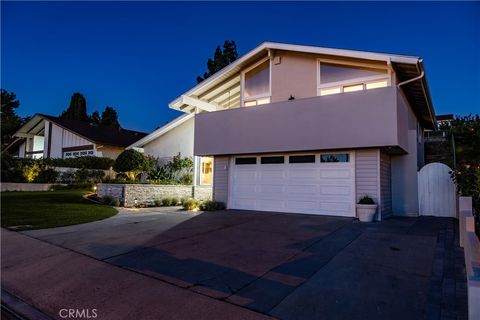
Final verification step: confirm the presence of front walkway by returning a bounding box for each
[1,209,468,320]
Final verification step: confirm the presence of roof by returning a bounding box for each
[15,114,148,148]
[127,113,194,149]
[169,41,436,129]
[436,114,454,121]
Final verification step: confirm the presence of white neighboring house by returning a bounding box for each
[127,113,213,186]
[6,113,147,160]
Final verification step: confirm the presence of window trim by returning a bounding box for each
[235,157,257,165]
[241,57,272,107]
[260,156,285,164]
[316,59,392,96]
[288,154,316,164]
[319,153,350,163]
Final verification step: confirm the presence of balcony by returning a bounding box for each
[194,86,409,156]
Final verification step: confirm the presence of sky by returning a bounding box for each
[2,1,479,132]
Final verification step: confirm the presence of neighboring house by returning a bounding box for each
[127,113,213,186]
[7,114,147,160]
[168,42,437,219]
[436,114,454,126]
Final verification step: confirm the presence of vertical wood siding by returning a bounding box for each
[380,152,392,216]
[355,149,380,205]
[213,156,229,204]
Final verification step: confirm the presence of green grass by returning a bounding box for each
[1,190,117,231]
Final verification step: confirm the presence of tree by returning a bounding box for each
[1,89,27,149]
[60,93,89,121]
[100,106,120,128]
[196,40,238,83]
[90,111,101,125]
[113,149,147,180]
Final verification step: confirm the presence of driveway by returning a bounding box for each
[2,208,468,320]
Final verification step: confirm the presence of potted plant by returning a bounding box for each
[356,195,377,222]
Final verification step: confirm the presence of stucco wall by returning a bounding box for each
[97,145,124,159]
[143,117,194,161]
[97,183,212,207]
[271,51,317,103]
[195,87,404,156]
[391,91,420,216]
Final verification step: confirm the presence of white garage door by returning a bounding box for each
[229,152,355,217]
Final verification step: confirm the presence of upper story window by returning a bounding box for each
[242,59,271,107]
[318,61,390,96]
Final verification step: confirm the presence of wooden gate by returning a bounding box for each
[418,163,457,217]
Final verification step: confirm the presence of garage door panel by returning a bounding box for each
[320,186,351,196]
[319,202,353,213]
[320,169,353,179]
[286,200,319,211]
[257,199,285,211]
[287,168,319,179]
[286,184,319,195]
[229,152,355,217]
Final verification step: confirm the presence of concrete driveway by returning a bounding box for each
[2,208,468,320]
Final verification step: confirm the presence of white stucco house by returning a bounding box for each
[127,113,213,186]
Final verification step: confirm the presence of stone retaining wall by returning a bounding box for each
[97,183,213,207]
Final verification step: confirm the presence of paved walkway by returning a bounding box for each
[1,209,468,320]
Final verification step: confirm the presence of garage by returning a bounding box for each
[229,152,356,216]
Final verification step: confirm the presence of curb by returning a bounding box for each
[1,289,53,320]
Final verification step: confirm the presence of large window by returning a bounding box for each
[243,59,270,107]
[318,62,389,96]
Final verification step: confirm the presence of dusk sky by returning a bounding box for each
[2,1,479,132]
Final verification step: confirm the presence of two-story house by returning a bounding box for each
[168,42,436,219]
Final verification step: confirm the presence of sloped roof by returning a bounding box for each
[127,113,194,149]
[169,41,436,129]
[16,114,147,148]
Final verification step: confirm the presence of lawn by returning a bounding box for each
[1,190,117,231]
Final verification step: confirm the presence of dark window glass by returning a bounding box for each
[320,154,350,163]
[261,156,284,164]
[235,157,257,165]
[289,155,315,163]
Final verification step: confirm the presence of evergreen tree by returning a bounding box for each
[1,89,28,149]
[90,111,101,125]
[101,106,120,128]
[197,40,238,83]
[60,93,89,121]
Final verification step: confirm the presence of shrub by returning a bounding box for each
[147,156,194,185]
[199,200,226,211]
[160,197,180,206]
[180,197,188,205]
[358,195,375,205]
[161,197,173,206]
[34,168,59,183]
[21,160,41,182]
[101,195,120,206]
[182,198,198,211]
[154,199,162,207]
[114,149,147,180]
[74,168,105,184]
[43,156,114,170]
